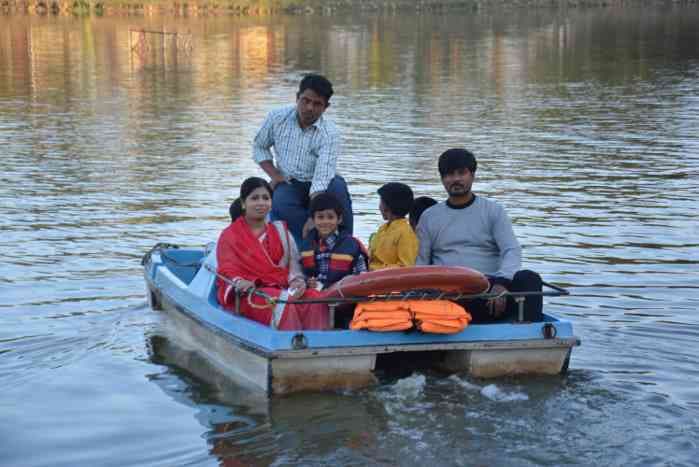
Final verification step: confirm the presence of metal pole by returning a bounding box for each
[328,304,336,329]
[516,296,525,322]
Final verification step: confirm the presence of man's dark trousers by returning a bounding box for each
[463,270,544,324]
[271,175,353,247]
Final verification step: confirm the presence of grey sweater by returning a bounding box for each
[415,196,521,280]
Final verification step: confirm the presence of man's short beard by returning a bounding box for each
[448,185,469,197]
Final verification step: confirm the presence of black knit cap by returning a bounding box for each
[378,182,414,218]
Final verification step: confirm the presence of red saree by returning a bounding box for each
[216,218,328,330]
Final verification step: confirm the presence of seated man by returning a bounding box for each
[368,182,418,270]
[415,148,543,323]
[252,73,353,247]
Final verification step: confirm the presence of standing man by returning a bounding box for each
[416,148,543,323]
[252,74,353,246]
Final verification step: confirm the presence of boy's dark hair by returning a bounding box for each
[378,182,414,218]
[438,148,478,177]
[298,74,334,104]
[409,196,438,229]
[309,192,343,218]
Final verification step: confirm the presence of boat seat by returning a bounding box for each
[188,242,219,302]
[160,248,205,285]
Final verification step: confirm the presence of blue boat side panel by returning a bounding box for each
[148,248,576,353]
[154,265,276,350]
[267,317,575,350]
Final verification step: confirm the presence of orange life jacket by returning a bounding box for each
[350,300,471,334]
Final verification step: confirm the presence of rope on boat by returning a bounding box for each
[141,242,181,266]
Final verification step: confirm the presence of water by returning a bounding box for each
[2,6,699,466]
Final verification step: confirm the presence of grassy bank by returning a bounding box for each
[3,0,473,16]
[1,0,692,16]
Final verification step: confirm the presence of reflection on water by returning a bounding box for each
[149,328,699,466]
[1,6,699,466]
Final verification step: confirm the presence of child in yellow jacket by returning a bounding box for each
[368,182,418,270]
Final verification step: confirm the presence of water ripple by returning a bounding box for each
[1,7,699,467]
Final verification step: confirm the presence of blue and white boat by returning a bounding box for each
[142,243,580,396]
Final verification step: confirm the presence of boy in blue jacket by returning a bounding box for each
[300,193,368,291]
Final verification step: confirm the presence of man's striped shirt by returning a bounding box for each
[252,105,340,195]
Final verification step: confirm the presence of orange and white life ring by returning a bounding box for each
[321,265,489,299]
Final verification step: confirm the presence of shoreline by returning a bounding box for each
[2,0,696,17]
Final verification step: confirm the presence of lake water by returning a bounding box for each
[1,6,699,466]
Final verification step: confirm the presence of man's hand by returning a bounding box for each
[302,218,314,239]
[259,161,286,190]
[269,175,287,190]
[487,284,508,318]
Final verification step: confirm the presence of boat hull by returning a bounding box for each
[144,247,580,395]
[152,285,378,394]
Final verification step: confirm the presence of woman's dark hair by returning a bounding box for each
[438,148,477,177]
[229,199,243,222]
[409,196,438,229]
[229,177,273,222]
[309,192,343,217]
[297,74,334,104]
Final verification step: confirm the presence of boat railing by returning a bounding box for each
[143,244,570,324]
[203,263,569,323]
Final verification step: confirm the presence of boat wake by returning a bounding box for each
[480,384,529,402]
[448,374,529,402]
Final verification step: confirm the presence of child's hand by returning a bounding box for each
[302,218,315,239]
[307,277,318,290]
[289,277,306,299]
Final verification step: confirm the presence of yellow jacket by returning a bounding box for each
[368,218,418,271]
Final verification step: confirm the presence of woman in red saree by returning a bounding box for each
[216,177,329,330]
